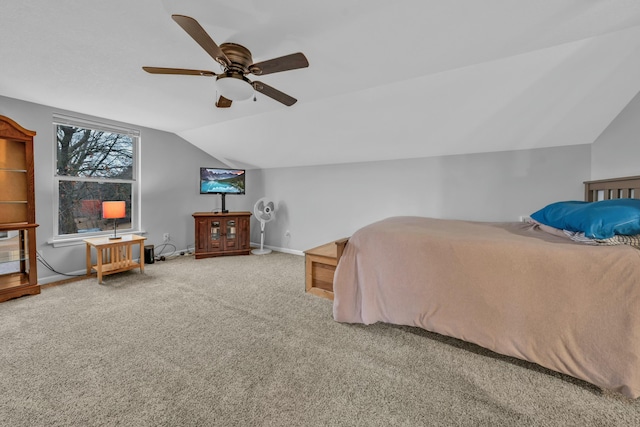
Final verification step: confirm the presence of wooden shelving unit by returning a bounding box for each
[0,116,39,303]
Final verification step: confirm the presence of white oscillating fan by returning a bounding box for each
[252,197,276,255]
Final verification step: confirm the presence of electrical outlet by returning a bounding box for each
[163,233,170,242]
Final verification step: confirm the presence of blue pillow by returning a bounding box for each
[530,198,640,239]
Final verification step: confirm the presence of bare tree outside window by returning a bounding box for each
[55,122,137,237]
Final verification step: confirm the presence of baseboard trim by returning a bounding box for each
[39,269,89,285]
[250,242,304,256]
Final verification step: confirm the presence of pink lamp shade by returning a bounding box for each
[102,201,126,219]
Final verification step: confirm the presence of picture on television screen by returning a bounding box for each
[200,167,246,194]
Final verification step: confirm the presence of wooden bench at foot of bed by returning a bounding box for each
[304,238,349,300]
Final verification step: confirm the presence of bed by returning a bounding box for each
[332,176,640,398]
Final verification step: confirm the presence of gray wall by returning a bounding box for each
[9,85,636,276]
[251,89,640,254]
[0,95,231,283]
[591,91,640,180]
[252,145,591,252]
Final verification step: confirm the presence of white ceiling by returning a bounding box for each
[1,0,640,169]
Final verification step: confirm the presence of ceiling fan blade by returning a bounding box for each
[249,52,309,76]
[142,67,216,77]
[252,81,297,106]
[216,96,232,108]
[171,14,230,68]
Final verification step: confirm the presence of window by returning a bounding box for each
[54,116,139,239]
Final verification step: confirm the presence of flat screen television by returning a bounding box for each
[200,167,245,213]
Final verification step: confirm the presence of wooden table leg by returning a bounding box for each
[97,247,104,284]
[85,243,91,276]
[139,241,145,273]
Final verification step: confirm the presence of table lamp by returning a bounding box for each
[102,201,126,240]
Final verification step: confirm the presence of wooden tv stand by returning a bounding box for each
[193,212,251,259]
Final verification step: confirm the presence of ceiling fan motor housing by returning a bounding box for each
[219,43,254,73]
[216,43,257,101]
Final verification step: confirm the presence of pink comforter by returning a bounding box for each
[333,216,640,398]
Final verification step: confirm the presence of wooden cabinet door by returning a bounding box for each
[195,218,210,252]
[209,219,223,252]
[237,215,250,251]
[222,218,239,251]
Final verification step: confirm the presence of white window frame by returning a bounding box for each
[50,114,142,247]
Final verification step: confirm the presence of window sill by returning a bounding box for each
[47,230,147,248]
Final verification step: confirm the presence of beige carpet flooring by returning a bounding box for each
[1,252,639,426]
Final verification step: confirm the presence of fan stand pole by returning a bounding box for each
[251,221,272,255]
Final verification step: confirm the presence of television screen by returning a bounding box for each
[200,167,246,194]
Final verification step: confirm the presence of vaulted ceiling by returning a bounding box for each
[2,1,640,169]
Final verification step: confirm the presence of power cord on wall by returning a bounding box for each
[153,242,194,261]
[37,252,86,277]
[153,242,177,261]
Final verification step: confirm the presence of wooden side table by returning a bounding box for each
[83,234,147,284]
[304,238,348,300]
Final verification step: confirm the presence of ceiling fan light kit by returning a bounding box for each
[142,14,309,109]
[216,74,254,101]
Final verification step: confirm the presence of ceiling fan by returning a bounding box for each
[142,15,309,108]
